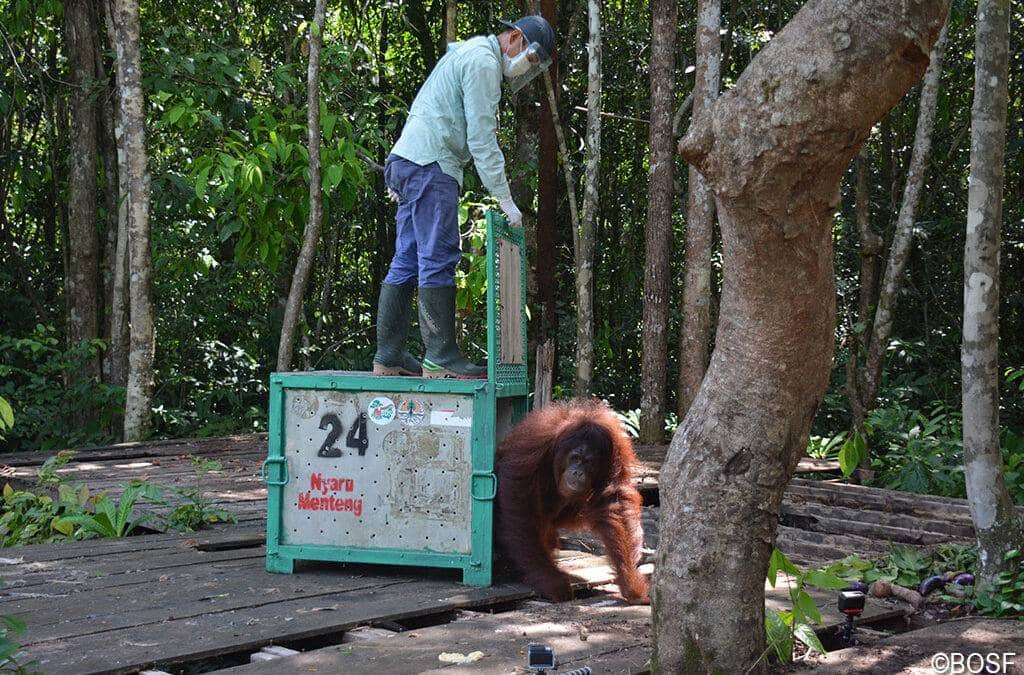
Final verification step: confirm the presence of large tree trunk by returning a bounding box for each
[277,0,327,372]
[652,1,948,672]
[638,0,677,444]
[574,0,601,397]
[64,0,101,379]
[676,0,720,419]
[860,19,949,408]
[108,0,155,441]
[962,0,1022,582]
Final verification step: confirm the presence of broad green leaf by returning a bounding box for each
[195,165,212,200]
[768,548,800,587]
[793,622,827,655]
[803,570,848,590]
[167,105,186,125]
[322,113,337,142]
[764,608,793,664]
[0,397,13,429]
[793,589,822,625]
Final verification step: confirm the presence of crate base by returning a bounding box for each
[265,545,493,587]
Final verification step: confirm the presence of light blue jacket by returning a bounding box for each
[391,35,512,202]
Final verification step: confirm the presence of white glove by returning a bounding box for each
[499,198,523,226]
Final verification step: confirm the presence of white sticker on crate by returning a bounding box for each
[430,409,472,427]
[367,396,396,425]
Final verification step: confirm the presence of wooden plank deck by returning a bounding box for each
[0,434,996,673]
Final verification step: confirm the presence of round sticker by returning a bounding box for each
[367,396,397,425]
[397,399,427,425]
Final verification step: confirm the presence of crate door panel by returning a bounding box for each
[281,390,474,554]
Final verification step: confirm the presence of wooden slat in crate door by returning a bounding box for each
[498,239,524,364]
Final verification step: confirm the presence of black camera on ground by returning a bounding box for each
[838,589,866,615]
[528,644,556,671]
[527,644,592,675]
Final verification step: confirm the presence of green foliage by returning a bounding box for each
[614,408,679,438]
[141,457,237,531]
[0,482,91,547]
[54,483,154,539]
[763,548,844,664]
[1,449,233,546]
[0,326,123,452]
[969,550,1024,619]
[806,431,847,460]
[824,544,980,589]
[864,401,966,497]
[0,579,34,674]
[0,397,13,439]
[838,430,867,477]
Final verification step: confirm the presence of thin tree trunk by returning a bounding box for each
[444,0,457,44]
[311,217,340,351]
[277,0,327,372]
[845,149,883,433]
[108,0,155,441]
[652,1,948,671]
[96,20,127,393]
[541,73,580,249]
[106,93,130,394]
[638,0,677,444]
[962,0,1022,581]
[537,0,559,360]
[534,340,555,410]
[860,19,949,408]
[575,0,601,397]
[511,91,539,361]
[64,0,101,379]
[676,0,720,419]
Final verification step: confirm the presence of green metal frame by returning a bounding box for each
[264,211,528,587]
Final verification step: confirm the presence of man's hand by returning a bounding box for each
[499,198,523,226]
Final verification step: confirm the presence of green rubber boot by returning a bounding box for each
[372,283,422,376]
[418,286,486,379]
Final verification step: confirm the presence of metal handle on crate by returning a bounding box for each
[261,456,289,486]
[470,470,497,501]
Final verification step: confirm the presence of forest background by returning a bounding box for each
[0,0,1022,504]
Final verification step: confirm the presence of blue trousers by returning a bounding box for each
[382,154,461,288]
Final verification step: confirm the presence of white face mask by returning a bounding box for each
[502,50,532,80]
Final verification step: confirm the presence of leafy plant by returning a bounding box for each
[763,548,846,664]
[142,457,237,531]
[0,326,123,452]
[838,430,868,477]
[806,431,847,460]
[0,482,90,547]
[0,397,13,439]
[970,549,1024,619]
[54,482,154,539]
[824,544,980,590]
[36,451,76,487]
[865,401,966,497]
[0,579,34,674]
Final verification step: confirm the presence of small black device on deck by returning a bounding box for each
[526,644,592,675]
[528,644,556,672]
[837,589,866,645]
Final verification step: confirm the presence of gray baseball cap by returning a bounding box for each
[499,15,555,61]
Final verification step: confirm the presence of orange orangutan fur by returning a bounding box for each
[495,399,649,603]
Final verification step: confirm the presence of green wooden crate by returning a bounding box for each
[263,211,527,586]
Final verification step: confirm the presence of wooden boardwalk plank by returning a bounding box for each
[19,552,622,675]
[216,599,653,675]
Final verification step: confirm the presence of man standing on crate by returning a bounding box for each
[372,15,555,380]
